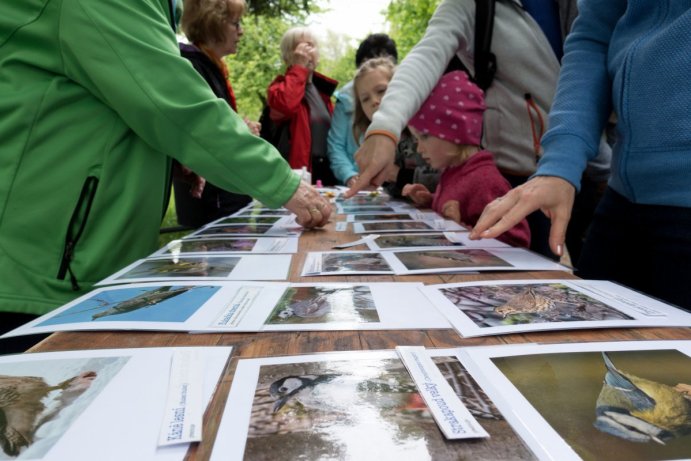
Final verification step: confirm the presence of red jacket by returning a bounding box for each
[266,65,337,170]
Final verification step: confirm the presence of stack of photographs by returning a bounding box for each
[209,341,691,461]
[1,282,450,337]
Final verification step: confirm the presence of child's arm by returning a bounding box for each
[402,183,433,207]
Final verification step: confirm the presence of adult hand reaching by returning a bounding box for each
[283,180,332,228]
[344,133,397,197]
[469,176,576,256]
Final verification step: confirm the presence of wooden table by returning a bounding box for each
[30,217,691,460]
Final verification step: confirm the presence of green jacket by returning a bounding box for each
[0,0,299,315]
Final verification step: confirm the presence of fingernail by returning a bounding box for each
[556,244,563,256]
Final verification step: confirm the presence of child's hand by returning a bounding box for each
[402,183,433,207]
[441,200,461,224]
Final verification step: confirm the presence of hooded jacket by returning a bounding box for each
[0,0,299,315]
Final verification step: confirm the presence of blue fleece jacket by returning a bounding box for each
[537,0,691,207]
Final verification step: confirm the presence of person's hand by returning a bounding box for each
[283,180,332,228]
[244,118,261,136]
[402,183,433,207]
[292,42,315,70]
[469,176,576,256]
[344,133,397,197]
[173,164,206,199]
[441,200,461,224]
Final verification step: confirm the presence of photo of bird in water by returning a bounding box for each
[266,286,378,325]
[595,352,691,445]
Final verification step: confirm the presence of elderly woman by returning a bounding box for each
[265,27,338,186]
[174,0,258,227]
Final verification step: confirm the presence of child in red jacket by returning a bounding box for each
[402,71,530,248]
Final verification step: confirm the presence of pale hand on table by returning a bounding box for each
[469,176,575,256]
[402,183,434,207]
[284,180,332,228]
[344,133,397,197]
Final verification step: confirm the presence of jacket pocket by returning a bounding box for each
[57,176,99,290]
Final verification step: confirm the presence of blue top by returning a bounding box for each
[326,80,360,184]
[521,0,563,59]
[537,0,691,207]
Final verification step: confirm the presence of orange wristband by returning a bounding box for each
[365,130,399,144]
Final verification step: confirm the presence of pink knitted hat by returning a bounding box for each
[409,70,486,145]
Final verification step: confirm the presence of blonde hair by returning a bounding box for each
[352,56,396,143]
[181,0,246,45]
[280,27,317,65]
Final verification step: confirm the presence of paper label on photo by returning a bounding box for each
[397,346,489,440]
[213,286,263,327]
[158,350,204,446]
[335,221,348,232]
[267,238,289,252]
[579,284,666,317]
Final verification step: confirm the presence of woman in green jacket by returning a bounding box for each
[0,0,331,343]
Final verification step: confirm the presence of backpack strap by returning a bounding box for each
[474,0,497,91]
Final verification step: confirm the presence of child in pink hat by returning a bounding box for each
[403,71,530,247]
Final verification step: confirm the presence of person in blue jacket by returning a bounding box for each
[472,0,691,311]
[327,34,398,186]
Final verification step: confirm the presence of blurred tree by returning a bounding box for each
[246,0,319,17]
[385,0,440,58]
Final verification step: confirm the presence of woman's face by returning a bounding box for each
[213,7,243,57]
[293,35,320,71]
[357,68,390,121]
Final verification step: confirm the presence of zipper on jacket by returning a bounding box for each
[57,176,99,290]
[524,93,545,162]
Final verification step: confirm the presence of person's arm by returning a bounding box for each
[60,0,298,209]
[470,0,626,254]
[346,0,474,195]
[266,65,310,120]
[326,88,359,184]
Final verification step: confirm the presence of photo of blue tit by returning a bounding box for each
[594,352,691,444]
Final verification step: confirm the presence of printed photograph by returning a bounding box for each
[235,210,292,217]
[163,238,257,254]
[395,249,512,271]
[241,356,535,460]
[375,234,461,249]
[362,221,434,232]
[195,224,273,236]
[352,213,413,221]
[321,253,391,273]
[214,216,281,225]
[0,356,128,459]
[265,286,379,325]
[341,206,398,214]
[439,283,633,327]
[38,285,221,325]
[337,195,390,205]
[492,349,691,461]
[119,257,240,279]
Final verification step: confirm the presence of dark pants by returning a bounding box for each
[0,312,49,355]
[577,188,691,311]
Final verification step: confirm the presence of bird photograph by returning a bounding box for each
[320,253,391,273]
[395,249,510,271]
[123,256,239,278]
[266,286,379,325]
[439,283,632,327]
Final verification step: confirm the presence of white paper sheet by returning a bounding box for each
[352,219,465,233]
[381,248,566,274]
[457,340,691,461]
[3,282,450,337]
[150,237,299,257]
[301,251,394,276]
[184,222,301,238]
[0,346,230,461]
[95,254,292,285]
[210,349,542,461]
[365,232,508,251]
[422,279,691,337]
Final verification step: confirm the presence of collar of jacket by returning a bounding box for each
[312,71,338,98]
